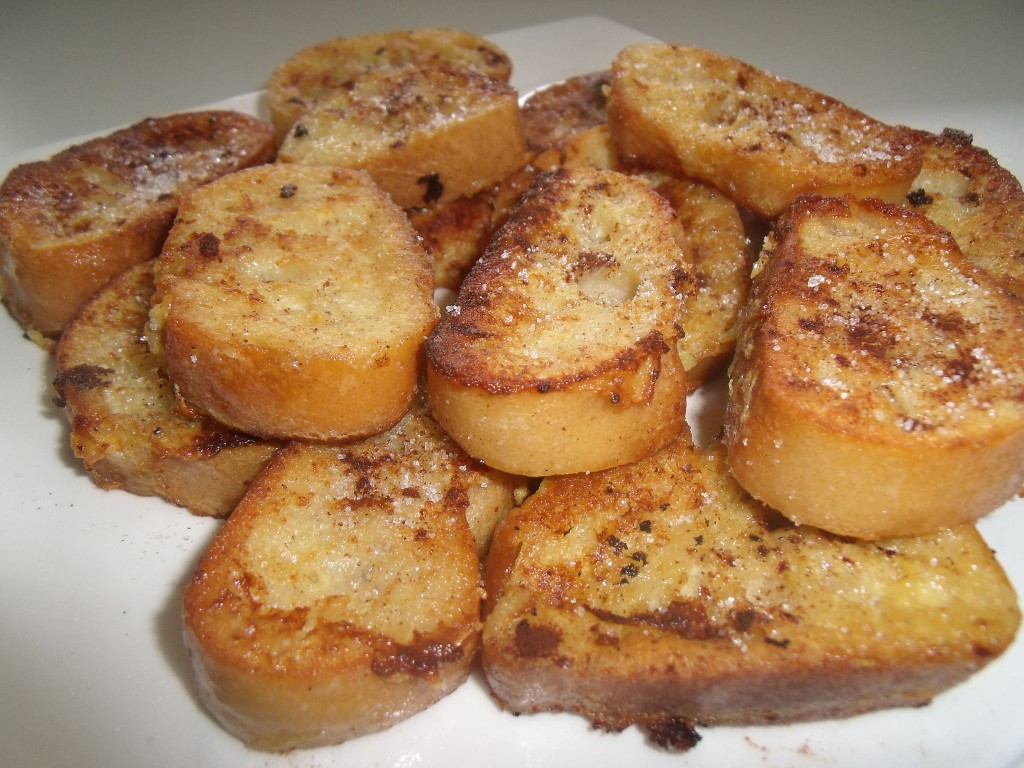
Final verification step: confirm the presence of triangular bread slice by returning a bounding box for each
[149,163,439,442]
[426,166,693,476]
[0,111,276,342]
[607,44,922,220]
[267,27,513,140]
[904,127,1024,299]
[483,434,1020,744]
[724,194,1024,539]
[183,393,523,751]
[53,260,279,517]
[277,64,528,209]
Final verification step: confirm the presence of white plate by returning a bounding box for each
[1,15,1022,768]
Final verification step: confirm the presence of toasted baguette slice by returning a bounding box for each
[52,261,279,517]
[0,111,277,342]
[150,164,438,442]
[183,397,498,751]
[724,195,1024,539]
[427,167,692,476]
[520,70,611,152]
[483,436,1020,742]
[277,64,528,209]
[267,27,513,140]
[607,44,922,220]
[904,127,1024,299]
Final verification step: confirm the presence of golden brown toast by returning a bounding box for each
[904,127,1024,299]
[182,393,513,750]
[724,194,1024,539]
[277,64,528,209]
[426,166,693,476]
[607,44,923,220]
[150,163,438,442]
[520,70,611,152]
[266,27,513,140]
[0,111,277,342]
[482,435,1020,743]
[53,261,279,517]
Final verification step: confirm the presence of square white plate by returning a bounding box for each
[1,15,1022,768]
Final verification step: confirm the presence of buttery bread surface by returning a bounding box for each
[483,436,1020,739]
[151,164,438,441]
[725,194,1024,538]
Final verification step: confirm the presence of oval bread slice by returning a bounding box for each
[53,261,279,517]
[150,164,439,442]
[183,398,494,750]
[267,27,513,140]
[0,111,277,341]
[724,194,1024,538]
[277,64,528,209]
[607,44,922,220]
[426,167,692,476]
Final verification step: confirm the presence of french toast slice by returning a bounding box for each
[150,164,438,442]
[183,393,506,751]
[724,194,1024,539]
[607,44,922,220]
[426,167,692,476]
[482,435,1020,743]
[53,261,279,517]
[0,111,277,342]
[277,64,528,209]
[520,70,611,152]
[904,127,1024,299]
[266,27,513,140]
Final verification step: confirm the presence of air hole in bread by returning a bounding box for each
[578,263,640,307]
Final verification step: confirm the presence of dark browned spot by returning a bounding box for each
[514,618,561,658]
[642,718,702,752]
[198,232,220,258]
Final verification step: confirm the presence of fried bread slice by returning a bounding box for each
[0,111,276,342]
[607,44,922,220]
[150,164,438,442]
[277,64,528,209]
[520,70,611,152]
[53,261,279,517]
[724,194,1024,539]
[904,127,1024,299]
[426,166,692,476]
[267,27,513,140]
[183,394,505,750]
[482,435,1020,742]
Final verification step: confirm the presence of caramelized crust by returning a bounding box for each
[277,64,527,209]
[725,194,1024,538]
[426,167,692,476]
[184,397,498,750]
[520,70,611,151]
[0,111,276,341]
[904,127,1024,299]
[483,437,1020,737]
[267,27,513,140]
[53,262,279,516]
[608,44,922,220]
[151,164,438,441]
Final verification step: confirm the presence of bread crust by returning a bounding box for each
[0,111,277,341]
[183,399,494,750]
[53,261,279,516]
[267,27,513,140]
[426,167,692,475]
[151,164,438,441]
[724,194,1024,538]
[608,44,922,220]
[483,437,1020,736]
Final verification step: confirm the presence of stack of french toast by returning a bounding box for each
[2,25,1023,754]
